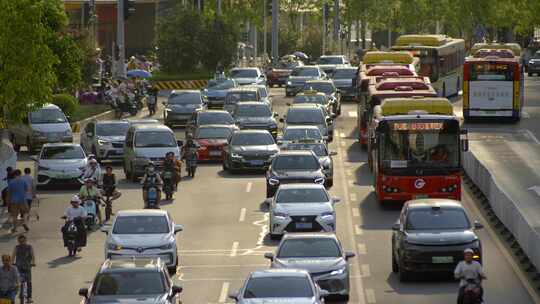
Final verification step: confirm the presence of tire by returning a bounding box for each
[337,104,342,115]
[398,259,411,282]
[270,232,281,240]
[341,294,350,302]
[130,165,138,182]
[326,179,333,188]
[266,187,273,198]
[392,247,398,273]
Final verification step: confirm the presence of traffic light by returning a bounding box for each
[266,0,272,13]
[82,2,90,25]
[123,0,136,20]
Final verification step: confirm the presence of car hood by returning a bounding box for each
[269,69,292,75]
[98,135,125,142]
[405,229,478,245]
[288,76,318,83]
[233,77,258,85]
[39,158,86,170]
[274,257,345,273]
[333,79,354,87]
[136,147,180,159]
[198,138,228,146]
[236,117,275,125]
[274,203,333,215]
[232,145,277,153]
[167,104,201,113]
[286,123,328,135]
[239,298,317,304]
[111,233,172,247]
[31,122,71,133]
[273,170,321,178]
[89,294,167,304]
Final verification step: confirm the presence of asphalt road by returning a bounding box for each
[4,84,539,303]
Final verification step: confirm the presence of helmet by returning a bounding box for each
[166,151,174,157]
[89,158,98,165]
[70,195,81,204]
[464,248,474,255]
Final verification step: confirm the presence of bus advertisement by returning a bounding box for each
[391,34,466,97]
[372,113,467,203]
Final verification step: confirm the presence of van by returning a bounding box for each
[9,104,73,154]
[123,124,181,181]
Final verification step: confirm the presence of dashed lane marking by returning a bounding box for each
[230,242,239,257]
[246,182,252,192]
[523,129,540,144]
[218,282,230,303]
[357,243,367,255]
[350,193,357,202]
[361,264,371,278]
[352,208,360,217]
[354,225,363,235]
[340,132,346,138]
[238,208,247,222]
[366,289,376,303]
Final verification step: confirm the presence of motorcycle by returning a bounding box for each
[63,219,79,257]
[81,199,98,230]
[463,279,483,304]
[102,186,115,222]
[133,89,145,110]
[162,169,175,200]
[145,185,160,209]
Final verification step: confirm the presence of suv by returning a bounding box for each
[303,80,341,115]
[80,120,130,161]
[78,258,183,303]
[163,90,205,127]
[224,88,260,113]
[282,104,334,141]
[233,102,278,138]
[285,66,325,97]
[185,110,236,138]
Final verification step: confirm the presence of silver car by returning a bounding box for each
[269,184,340,239]
[80,120,130,161]
[283,141,336,187]
[229,269,328,304]
[230,67,266,86]
[265,233,356,299]
[32,143,87,188]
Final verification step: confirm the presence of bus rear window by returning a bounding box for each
[469,63,514,81]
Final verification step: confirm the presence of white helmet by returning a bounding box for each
[70,195,81,204]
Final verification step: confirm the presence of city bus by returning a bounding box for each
[358,76,436,146]
[470,43,522,58]
[463,45,524,121]
[360,51,418,73]
[370,98,466,203]
[392,34,466,97]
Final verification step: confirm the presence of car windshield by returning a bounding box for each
[273,155,320,170]
[278,238,341,258]
[244,276,313,298]
[304,83,335,95]
[283,128,323,141]
[257,88,268,98]
[319,57,344,64]
[276,188,329,203]
[207,79,235,90]
[231,133,274,146]
[93,272,166,296]
[291,68,319,77]
[96,123,129,137]
[226,92,258,104]
[286,109,325,124]
[41,146,84,160]
[294,95,327,105]
[286,143,328,156]
[29,109,67,124]
[199,112,234,125]
[135,131,176,148]
[169,92,202,104]
[406,209,471,230]
[231,69,258,78]
[196,127,232,139]
[332,69,357,79]
[235,105,272,117]
[113,215,170,234]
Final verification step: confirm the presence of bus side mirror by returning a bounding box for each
[460,129,469,152]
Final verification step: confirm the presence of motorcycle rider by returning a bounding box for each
[61,196,87,254]
[78,178,102,225]
[182,137,199,178]
[454,248,486,304]
[82,158,102,185]
[140,163,163,207]
[163,151,182,190]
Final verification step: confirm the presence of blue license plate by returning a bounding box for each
[250,160,264,166]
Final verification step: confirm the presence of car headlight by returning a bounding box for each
[98,139,111,146]
[273,211,288,219]
[320,211,334,220]
[314,177,325,184]
[37,165,50,171]
[159,242,174,250]
[287,81,292,86]
[107,243,123,251]
[268,177,280,186]
[330,267,346,276]
[231,152,242,159]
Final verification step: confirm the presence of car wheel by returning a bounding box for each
[340,294,350,301]
[326,179,333,188]
[10,135,20,152]
[130,165,138,182]
[398,259,410,282]
[270,232,281,240]
[266,187,273,198]
[392,247,398,273]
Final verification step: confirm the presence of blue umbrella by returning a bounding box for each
[127,69,152,78]
[293,51,309,60]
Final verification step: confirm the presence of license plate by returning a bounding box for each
[295,223,313,229]
[209,151,222,156]
[432,256,453,264]
[414,194,429,199]
[250,160,264,165]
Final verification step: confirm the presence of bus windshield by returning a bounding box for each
[468,62,514,81]
[380,120,459,170]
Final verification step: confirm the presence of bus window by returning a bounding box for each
[412,49,439,82]
[469,63,514,81]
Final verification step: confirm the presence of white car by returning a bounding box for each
[269,184,340,239]
[101,210,184,272]
[32,143,87,188]
[230,67,267,86]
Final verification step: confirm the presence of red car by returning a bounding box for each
[266,60,303,87]
[194,125,236,161]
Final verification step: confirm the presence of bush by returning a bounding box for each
[52,94,78,116]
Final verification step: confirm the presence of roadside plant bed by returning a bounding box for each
[70,104,111,122]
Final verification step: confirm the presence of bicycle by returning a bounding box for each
[102,186,114,222]
[19,271,28,304]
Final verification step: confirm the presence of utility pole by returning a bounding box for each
[216,0,221,15]
[271,0,278,63]
[333,0,339,52]
[116,0,126,78]
[322,4,327,55]
[263,0,267,56]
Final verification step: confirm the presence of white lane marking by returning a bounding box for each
[346,170,353,177]
[348,111,358,118]
[360,264,371,277]
[354,225,363,235]
[352,208,360,217]
[350,193,357,202]
[523,129,540,144]
[238,208,247,222]
[340,141,346,147]
[357,243,367,255]
[230,242,239,257]
[246,182,252,192]
[522,111,530,119]
[340,132,346,138]
[241,213,269,256]
[366,289,376,303]
[218,282,230,303]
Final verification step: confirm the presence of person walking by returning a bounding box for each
[0,254,19,303]
[7,170,29,233]
[21,168,35,213]
[12,235,34,303]
[1,167,14,207]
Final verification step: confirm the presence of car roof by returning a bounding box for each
[231,67,259,71]
[131,124,173,132]
[277,150,314,156]
[406,199,464,210]
[198,124,234,129]
[296,65,319,69]
[199,110,231,115]
[39,103,62,110]
[334,66,357,70]
[235,101,269,107]
[99,258,164,273]
[281,232,338,241]
[42,143,81,148]
[95,120,129,125]
[320,55,345,58]
[233,129,271,135]
[288,104,324,110]
[228,88,258,93]
[305,79,333,84]
[250,268,310,278]
[116,209,168,217]
[128,119,160,124]
[277,183,326,190]
[170,90,200,94]
[284,125,320,130]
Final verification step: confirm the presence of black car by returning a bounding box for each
[233,102,278,138]
[163,90,205,127]
[223,130,279,172]
[266,150,326,197]
[528,51,540,76]
[78,258,182,303]
[331,67,359,101]
[303,80,341,116]
[391,199,483,282]
[185,110,235,138]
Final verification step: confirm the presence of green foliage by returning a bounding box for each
[49,34,84,92]
[200,18,240,70]
[51,94,79,116]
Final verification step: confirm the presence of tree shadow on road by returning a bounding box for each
[47,255,81,268]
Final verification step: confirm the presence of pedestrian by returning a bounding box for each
[21,168,35,212]
[0,254,19,303]
[12,235,34,303]
[7,170,29,233]
[1,167,14,207]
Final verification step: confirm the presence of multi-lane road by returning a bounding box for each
[5,80,540,303]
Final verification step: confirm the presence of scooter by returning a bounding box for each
[82,199,98,230]
[462,279,484,304]
[162,169,175,200]
[63,220,79,257]
[145,185,160,209]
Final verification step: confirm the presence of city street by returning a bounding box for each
[2,83,539,303]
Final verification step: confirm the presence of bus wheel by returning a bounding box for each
[442,83,446,97]
[456,77,460,95]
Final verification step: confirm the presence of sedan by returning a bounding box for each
[194,125,236,161]
[80,120,129,161]
[392,199,483,282]
[185,110,235,138]
[102,209,184,272]
[229,269,327,304]
[280,126,325,147]
[283,142,336,187]
[230,67,266,86]
[233,102,278,138]
[286,66,325,97]
[293,91,333,116]
[265,233,355,299]
[32,143,87,188]
[266,150,326,197]
[163,90,205,127]
[201,78,237,108]
[223,130,279,172]
[331,67,358,101]
[303,80,341,115]
[268,184,340,238]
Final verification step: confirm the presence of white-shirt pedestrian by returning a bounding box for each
[454,260,485,287]
[64,207,87,221]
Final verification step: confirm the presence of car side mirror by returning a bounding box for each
[100,225,110,234]
[273,112,279,117]
[171,285,183,296]
[66,115,72,122]
[345,251,356,260]
[332,197,341,203]
[474,221,484,230]
[330,151,337,156]
[326,117,333,124]
[331,113,337,119]
[286,102,291,106]
[264,252,274,260]
[319,289,330,298]
[174,224,184,233]
[228,291,239,301]
[78,288,89,298]
[392,222,400,231]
